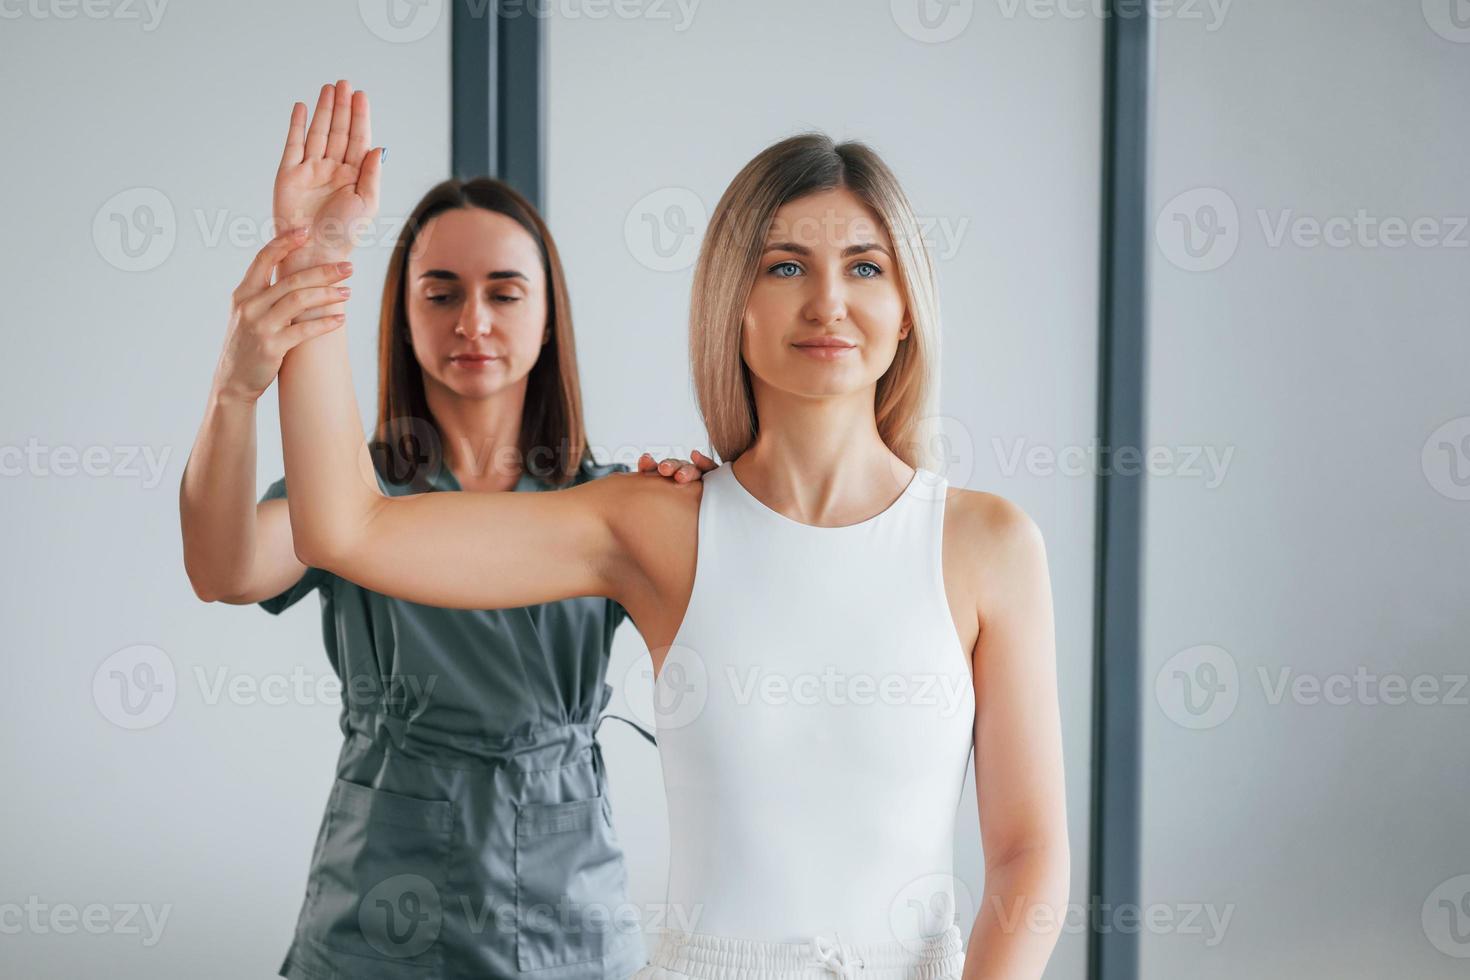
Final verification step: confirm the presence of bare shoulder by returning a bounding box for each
[941,486,1049,625]
[592,470,702,575]
[593,469,704,649]
[595,469,704,538]
[943,485,1045,553]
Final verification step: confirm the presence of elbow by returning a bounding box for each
[291,509,364,572]
[185,561,249,604]
[985,836,1072,895]
[290,490,381,572]
[181,551,232,604]
[189,578,222,604]
[292,526,340,572]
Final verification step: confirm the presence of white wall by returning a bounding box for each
[545,5,1101,977]
[0,3,449,977]
[1142,1,1470,976]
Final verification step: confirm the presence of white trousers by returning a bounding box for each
[629,923,965,980]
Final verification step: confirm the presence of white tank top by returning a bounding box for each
[653,462,976,945]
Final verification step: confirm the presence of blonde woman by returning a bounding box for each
[273,84,1069,980]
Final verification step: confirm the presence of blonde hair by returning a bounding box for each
[689,133,943,470]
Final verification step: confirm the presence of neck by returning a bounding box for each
[422,371,529,491]
[736,379,912,520]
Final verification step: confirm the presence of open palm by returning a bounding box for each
[273,80,383,259]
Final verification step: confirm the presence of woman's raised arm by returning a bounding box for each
[278,322,629,610]
[272,79,635,611]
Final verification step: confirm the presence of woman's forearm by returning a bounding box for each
[277,304,382,568]
[179,389,263,600]
[961,846,1071,980]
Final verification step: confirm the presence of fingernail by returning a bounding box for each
[380,146,388,165]
[337,262,353,274]
[337,287,351,297]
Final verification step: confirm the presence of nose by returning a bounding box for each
[454,292,492,339]
[801,267,848,325]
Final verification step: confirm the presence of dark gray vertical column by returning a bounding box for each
[451,0,495,181]
[1088,5,1152,979]
[451,0,544,212]
[495,3,544,210]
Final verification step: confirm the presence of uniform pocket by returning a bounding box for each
[514,792,635,972]
[303,778,454,977]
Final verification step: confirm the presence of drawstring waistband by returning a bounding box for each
[644,923,964,980]
[811,934,862,978]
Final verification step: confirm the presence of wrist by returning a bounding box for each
[210,382,260,412]
[276,241,353,277]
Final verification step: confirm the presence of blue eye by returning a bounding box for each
[768,261,801,278]
[852,261,882,278]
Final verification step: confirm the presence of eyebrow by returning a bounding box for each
[417,269,529,282]
[762,241,893,259]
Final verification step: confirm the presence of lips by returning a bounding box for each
[451,353,498,362]
[792,337,856,349]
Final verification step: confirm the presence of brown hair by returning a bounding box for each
[371,178,589,489]
[689,133,943,469]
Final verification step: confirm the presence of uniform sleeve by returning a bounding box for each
[256,476,331,616]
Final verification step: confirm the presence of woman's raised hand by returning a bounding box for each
[211,228,354,405]
[273,79,384,261]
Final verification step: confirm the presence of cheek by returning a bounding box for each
[742,283,783,328]
[403,313,439,358]
[504,299,550,355]
[857,288,907,344]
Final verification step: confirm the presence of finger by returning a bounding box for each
[636,452,657,473]
[344,89,371,168]
[236,227,310,300]
[277,314,346,350]
[357,145,384,215]
[661,459,699,483]
[246,259,352,319]
[325,79,353,163]
[278,101,306,170]
[303,83,334,159]
[262,284,353,331]
[691,449,717,471]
